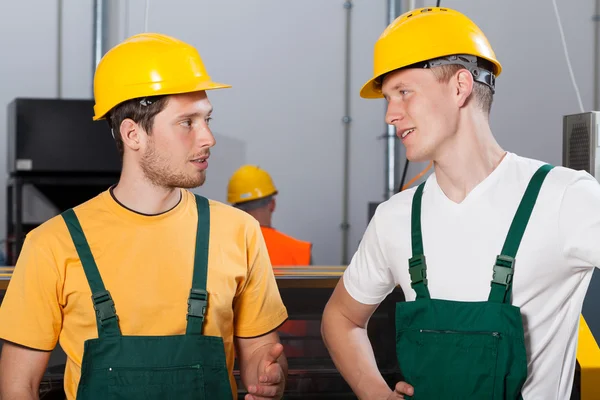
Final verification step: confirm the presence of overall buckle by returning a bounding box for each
[91,290,118,326]
[492,255,515,290]
[409,254,428,285]
[187,288,208,322]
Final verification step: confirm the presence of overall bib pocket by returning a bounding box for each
[397,328,500,399]
[107,364,205,400]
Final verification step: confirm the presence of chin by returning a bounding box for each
[178,178,206,189]
[406,152,428,163]
[182,173,207,189]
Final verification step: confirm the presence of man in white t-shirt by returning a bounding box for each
[321,7,599,400]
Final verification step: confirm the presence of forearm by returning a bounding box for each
[322,310,391,400]
[0,386,39,400]
[0,341,49,400]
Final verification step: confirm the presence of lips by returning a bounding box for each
[190,153,210,170]
[400,128,415,139]
[190,153,210,163]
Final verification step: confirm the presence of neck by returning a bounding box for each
[112,160,181,215]
[432,112,505,204]
[248,208,272,228]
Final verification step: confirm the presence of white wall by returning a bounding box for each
[0,0,596,266]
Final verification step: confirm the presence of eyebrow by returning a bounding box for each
[391,82,409,91]
[176,109,213,119]
[382,82,409,98]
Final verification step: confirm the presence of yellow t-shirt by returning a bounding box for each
[0,189,288,399]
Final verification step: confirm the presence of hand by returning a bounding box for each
[386,381,414,399]
[245,343,285,400]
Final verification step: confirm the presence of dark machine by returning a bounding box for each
[6,98,121,264]
[235,267,403,399]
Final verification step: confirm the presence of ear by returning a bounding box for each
[269,197,276,212]
[119,119,143,152]
[454,69,475,109]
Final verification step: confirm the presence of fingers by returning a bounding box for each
[245,382,280,399]
[245,343,286,399]
[394,381,414,396]
[259,362,283,385]
[265,342,284,363]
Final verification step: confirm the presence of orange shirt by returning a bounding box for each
[259,226,311,357]
[0,190,287,400]
[260,226,311,266]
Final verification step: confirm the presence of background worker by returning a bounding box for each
[321,7,600,400]
[228,165,313,358]
[0,33,287,400]
[227,165,312,267]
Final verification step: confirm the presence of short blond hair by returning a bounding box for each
[431,64,493,114]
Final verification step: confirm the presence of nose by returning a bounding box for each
[199,125,216,148]
[385,100,405,126]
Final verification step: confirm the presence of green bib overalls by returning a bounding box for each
[395,164,554,399]
[61,195,233,399]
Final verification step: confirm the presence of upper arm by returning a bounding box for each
[0,341,51,396]
[0,235,62,351]
[559,172,600,269]
[342,212,396,306]
[324,276,380,329]
[233,220,288,337]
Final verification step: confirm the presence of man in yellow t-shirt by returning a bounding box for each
[0,33,288,400]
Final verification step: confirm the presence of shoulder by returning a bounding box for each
[25,192,108,251]
[187,192,262,239]
[509,153,597,194]
[372,181,422,227]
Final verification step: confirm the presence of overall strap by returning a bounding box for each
[186,195,211,335]
[408,182,431,300]
[488,164,554,303]
[61,209,121,337]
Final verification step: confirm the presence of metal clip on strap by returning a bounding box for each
[187,288,208,322]
[91,290,118,326]
[491,255,515,290]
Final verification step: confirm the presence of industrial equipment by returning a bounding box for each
[234,267,403,399]
[7,98,121,175]
[563,111,600,177]
[5,98,120,264]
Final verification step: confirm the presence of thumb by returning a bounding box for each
[394,381,414,396]
[265,343,284,363]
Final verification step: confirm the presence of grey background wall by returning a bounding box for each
[0,0,597,267]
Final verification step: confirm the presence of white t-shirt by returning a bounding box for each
[344,152,599,400]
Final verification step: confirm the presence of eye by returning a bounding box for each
[205,116,213,125]
[400,90,410,95]
[180,119,193,128]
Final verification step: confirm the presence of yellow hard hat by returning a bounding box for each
[360,7,502,99]
[93,32,231,120]
[227,165,278,204]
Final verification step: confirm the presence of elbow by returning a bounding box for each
[321,308,329,348]
[320,300,336,350]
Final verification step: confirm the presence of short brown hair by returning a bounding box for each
[106,96,170,158]
[431,64,493,114]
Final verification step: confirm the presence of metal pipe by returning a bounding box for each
[385,0,402,199]
[93,0,109,95]
[341,0,353,265]
[595,0,600,110]
[57,0,63,98]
